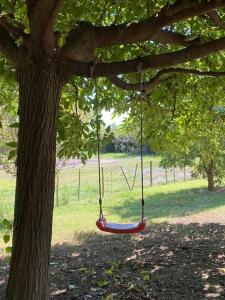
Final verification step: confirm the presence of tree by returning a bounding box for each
[1,0,225,299]
[131,75,225,191]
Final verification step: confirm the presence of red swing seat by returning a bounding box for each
[96,218,146,234]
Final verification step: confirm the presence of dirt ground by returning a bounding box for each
[0,222,225,299]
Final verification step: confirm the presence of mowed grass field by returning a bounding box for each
[0,155,225,249]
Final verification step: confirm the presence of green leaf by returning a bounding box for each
[96,279,109,288]
[5,246,12,254]
[3,219,12,230]
[104,268,113,276]
[78,267,88,273]
[8,149,16,160]
[6,141,17,148]
[140,270,150,281]
[3,234,10,243]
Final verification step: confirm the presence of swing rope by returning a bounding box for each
[96,82,104,219]
[138,60,145,222]
[91,63,103,219]
[92,60,146,234]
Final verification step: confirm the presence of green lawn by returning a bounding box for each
[51,179,225,243]
[0,156,225,249]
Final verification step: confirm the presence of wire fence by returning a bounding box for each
[55,158,193,207]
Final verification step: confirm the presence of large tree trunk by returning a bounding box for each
[6,62,62,300]
[206,159,215,192]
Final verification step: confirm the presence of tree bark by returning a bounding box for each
[206,159,215,192]
[6,62,62,300]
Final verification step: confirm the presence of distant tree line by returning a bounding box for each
[101,134,153,155]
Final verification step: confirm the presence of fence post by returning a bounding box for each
[78,169,81,201]
[165,168,168,184]
[56,171,59,207]
[101,167,104,197]
[150,161,153,186]
[173,168,176,183]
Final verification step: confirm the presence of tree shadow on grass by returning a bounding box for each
[1,223,223,299]
[106,187,225,222]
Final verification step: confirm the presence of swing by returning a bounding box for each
[92,62,146,234]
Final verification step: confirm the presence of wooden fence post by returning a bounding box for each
[150,161,153,186]
[78,169,81,201]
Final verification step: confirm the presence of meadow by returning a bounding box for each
[1,155,225,299]
[0,155,224,248]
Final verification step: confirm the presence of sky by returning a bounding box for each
[102,109,127,126]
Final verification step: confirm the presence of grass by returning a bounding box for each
[52,179,225,244]
[0,155,225,249]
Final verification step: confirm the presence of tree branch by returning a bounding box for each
[151,30,200,47]
[62,36,225,78]
[62,0,225,61]
[0,16,28,40]
[207,11,225,29]
[163,0,200,16]
[0,25,22,66]
[27,0,64,49]
[109,68,225,93]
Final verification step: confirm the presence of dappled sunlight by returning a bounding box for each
[0,278,6,286]
[1,222,224,298]
[217,267,225,275]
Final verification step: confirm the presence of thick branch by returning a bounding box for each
[109,68,225,92]
[62,0,225,61]
[0,16,28,40]
[63,36,225,78]
[27,0,63,48]
[150,30,201,47]
[96,0,225,46]
[164,0,200,16]
[0,25,22,66]
[208,11,225,29]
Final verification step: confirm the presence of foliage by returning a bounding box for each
[1,1,225,165]
[140,76,225,188]
[56,80,114,163]
[102,134,137,154]
[2,218,12,260]
[102,134,152,155]
[0,107,17,176]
